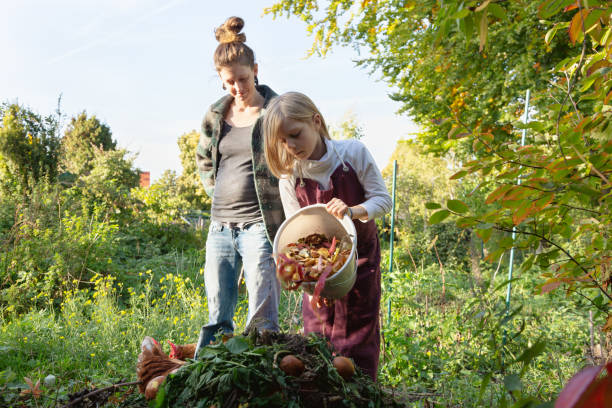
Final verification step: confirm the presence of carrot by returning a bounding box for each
[311,264,333,310]
[328,236,337,255]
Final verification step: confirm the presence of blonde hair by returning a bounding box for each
[214,16,255,69]
[264,92,331,178]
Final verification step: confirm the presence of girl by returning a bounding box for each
[263,92,392,380]
[194,17,284,358]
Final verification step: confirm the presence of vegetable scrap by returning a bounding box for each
[276,233,351,292]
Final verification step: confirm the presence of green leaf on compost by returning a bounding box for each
[225,336,249,354]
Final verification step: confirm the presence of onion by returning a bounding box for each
[279,355,305,377]
[332,356,355,380]
[44,374,56,387]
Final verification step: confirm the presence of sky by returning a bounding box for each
[0,0,419,182]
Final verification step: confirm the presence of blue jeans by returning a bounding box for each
[194,221,280,358]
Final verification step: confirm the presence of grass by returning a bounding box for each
[0,244,600,407]
[378,246,593,406]
[0,250,210,406]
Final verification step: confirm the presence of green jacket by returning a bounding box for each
[195,85,284,244]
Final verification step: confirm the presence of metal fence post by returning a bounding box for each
[387,160,398,325]
[502,89,530,350]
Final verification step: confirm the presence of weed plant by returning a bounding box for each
[0,260,211,404]
[0,180,599,406]
[379,245,593,406]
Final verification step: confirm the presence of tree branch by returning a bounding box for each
[566,288,609,314]
[503,182,558,194]
[62,381,142,408]
[571,145,612,187]
[491,183,602,214]
[563,71,583,123]
[449,110,546,170]
[555,2,589,163]
[559,203,603,216]
[491,225,612,303]
[449,210,612,304]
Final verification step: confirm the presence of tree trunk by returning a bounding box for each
[469,230,483,288]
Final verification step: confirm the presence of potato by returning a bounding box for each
[332,356,355,380]
[279,355,305,377]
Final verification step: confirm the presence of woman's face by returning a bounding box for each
[218,63,258,105]
[277,115,326,161]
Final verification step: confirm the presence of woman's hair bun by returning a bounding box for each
[215,16,246,44]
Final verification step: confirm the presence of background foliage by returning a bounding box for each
[60,111,116,177]
[1,1,610,405]
[0,103,61,194]
[267,0,612,333]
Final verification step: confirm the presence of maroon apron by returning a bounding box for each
[296,163,381,380]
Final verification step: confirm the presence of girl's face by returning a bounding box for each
[277,115,326,161]
[218,63,258,105]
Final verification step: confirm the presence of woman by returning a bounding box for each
[194,16,283,358]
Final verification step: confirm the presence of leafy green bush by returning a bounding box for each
[0,103,61,195]
[380,246,591,406]
[60,111,116,177]
[0,267,208,406]
[0,171,205,313]
[0,184,121,312]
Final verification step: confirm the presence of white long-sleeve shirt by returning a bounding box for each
[279,138,392,221]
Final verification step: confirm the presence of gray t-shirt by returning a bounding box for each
[211,122,263,224]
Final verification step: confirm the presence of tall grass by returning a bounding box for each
[0,240,599,407]
[0,250,209,404]
[379,246,593,406]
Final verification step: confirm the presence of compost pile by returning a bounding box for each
[154,329,404,408]
[276,233,351,290]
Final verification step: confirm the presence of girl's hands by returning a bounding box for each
[326,198,351,219]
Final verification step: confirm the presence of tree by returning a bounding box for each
[133,170,190,225]
[426,1,612,326]
[80,146,139,213]
[329,112,364,140]
[0,103,61,193]
[420,2,610,331]
[267,0,612,330]
[381,141,477,273]
[264,0,575,158]
[61,111,116,177]
[177,130,210,209]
